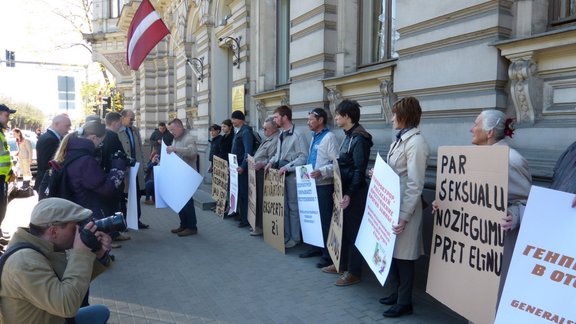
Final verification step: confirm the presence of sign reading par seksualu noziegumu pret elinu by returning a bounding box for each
[427,145,509,324]
[295,164,324,248]
[355,154,400,286]
[247,155,257,229]
[495,186,576,324]
[263,169,285,254]
[327,160,343,272]
[211,156,228,217]
[228,153,239,215]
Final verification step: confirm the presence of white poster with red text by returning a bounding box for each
[495,186,576,323]
[355,154,400,285]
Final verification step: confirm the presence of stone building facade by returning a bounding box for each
[85,0,576,185]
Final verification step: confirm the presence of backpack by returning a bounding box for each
[38,152,87,200]
[252,129,262,155]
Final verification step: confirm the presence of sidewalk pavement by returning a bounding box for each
[87,192,467,323]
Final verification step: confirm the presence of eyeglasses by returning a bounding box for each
[309,110,321,117]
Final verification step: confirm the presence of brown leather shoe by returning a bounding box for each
[177,228,198,237]
[171,227,185,234]
[144,200,154,205]
[335,271,361,286]
[321,264,343,275]
[113,234,131,242]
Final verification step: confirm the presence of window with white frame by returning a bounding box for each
[277,0,290,85]
[359,0,397,65]
[109,0,122,18]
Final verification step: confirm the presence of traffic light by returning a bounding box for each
[4,50,15,67]
[102,97,111,111]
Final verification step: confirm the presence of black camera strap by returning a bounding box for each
[0,242,79,323]
[0,242,48,287]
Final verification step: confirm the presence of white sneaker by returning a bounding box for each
[285,239,297,248]
[250,228,263,236]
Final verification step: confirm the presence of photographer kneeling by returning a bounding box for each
[0,198,112,323]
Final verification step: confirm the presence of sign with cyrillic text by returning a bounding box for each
[495,186,576,323]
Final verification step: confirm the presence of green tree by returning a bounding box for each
[0,96,45,130]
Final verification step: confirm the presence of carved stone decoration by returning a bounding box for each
[175,2,188,45]
[255,100,267,126]
[194,0,213,26]
[379,79,396,123]
[280,95,289,107]
[508,58,537,125]
[326,86,342,119]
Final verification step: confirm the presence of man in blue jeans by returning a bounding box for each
[298,108,339,267]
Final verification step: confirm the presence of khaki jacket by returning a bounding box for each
[253,132,279,164]
[171,130,198,171]
[118,125,146,191]
[0,228,109,324]
[387,128,430,260]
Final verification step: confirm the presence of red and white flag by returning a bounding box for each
[126,0,170,70]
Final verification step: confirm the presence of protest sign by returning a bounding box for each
[228,154,239,215]
[211,156,229,217]
[247,155,257,229]
[427,145,509,324]
[495,186,576,323]
[295,164,324,247]
[327,160,344,272]
[155,142,203,214]
[263,169,285,253]
[356,154,400,285]
[126,162,140,230]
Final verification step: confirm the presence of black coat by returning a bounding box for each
[209,135,223,162]
[34,130,60,191]
[338,123,373,198]
[101,129,125,172]
[218,132,234,161]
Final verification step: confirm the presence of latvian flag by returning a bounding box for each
[126,0,170,70]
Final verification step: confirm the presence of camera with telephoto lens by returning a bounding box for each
[79,212,127,251]
[111,150,137,167]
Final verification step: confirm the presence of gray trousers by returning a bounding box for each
[284,173,301,242]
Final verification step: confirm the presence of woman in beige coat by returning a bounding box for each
[12,128,33,189]
[379,97,430,318]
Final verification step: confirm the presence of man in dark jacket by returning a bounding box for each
[102,112,130,243]
[149,122,174,156]
[230,111,253,228]
[321,99,373,287]
[35,114,71,195]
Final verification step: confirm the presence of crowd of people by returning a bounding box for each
[0,97,573,322]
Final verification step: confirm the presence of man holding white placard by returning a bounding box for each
[299,108,339,268]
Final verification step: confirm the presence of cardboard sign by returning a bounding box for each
[495,186,576,323]
[327,160,344,272]
[355,154,400,285]
[263,169,286,254]
[211,156,229,217]
[427,145,509,324]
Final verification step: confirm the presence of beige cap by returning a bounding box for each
[31,198,93,227]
